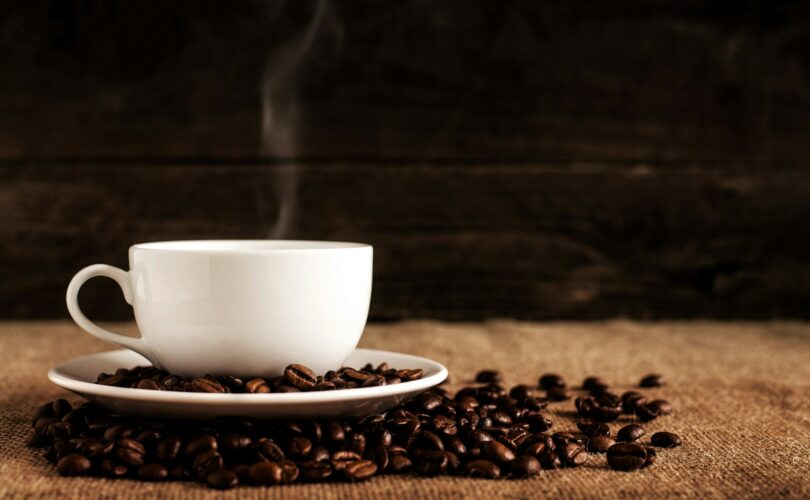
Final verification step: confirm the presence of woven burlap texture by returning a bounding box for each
[1,321,808,499]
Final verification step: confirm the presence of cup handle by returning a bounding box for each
[66,264,154,361]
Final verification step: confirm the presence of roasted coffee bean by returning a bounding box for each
[483,440,516,464]
[155,436,182,462]
[57,454,92,476]
[344,459,377,481]
[561,442,588,467]
[621,391,648,413]
[205,468,238,489]
[31,402,55,425]
[588,435,615,454]
[607,443,647,471]
[371,445,389,470]
[220,433,252,452]
[299,460,332,481]
[616,424,646,443]
[309,446,330,462]
[650,431,682,448]
[647,399,673,416]
[414,430,444,451]
[340,367,374,383]
[254,438,285,461]
[397,368,424,381]
[245,378,270,393]
[287,436,313,458]
[101,459,128,478]
[191,378,226,393]
[388,454,413,473]
[248,461,283,485]
[26,432,50,448]
[465,459,500,478]
[577,421,610,437]
[635,403,661,422]
[116,438,146,465]
[52,399,73,418]
[331,450,363,471]
[136,379,162,391]
[347,432,366,455]
[538,449,561,469]
[314,381,337,391]
[185,435,217,456]
[538,373,566,390]
[582,376,607,391]
[161,374,182,389]
[511,454,541,477]
[413,450,449,476]
[192,450,224,477]
[524,412,553,432]
[361,375,386,387]
[640,373,665,388]
[418,392,443,412]
[75,438,112,457]
[284,364,317,390]
[546,386,570,401]
[138,463,168,481]
[280,460,300,483]
[325,421,345,443]
[475,370,502,383]
[643,446,657,468]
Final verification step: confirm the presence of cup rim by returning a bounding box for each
[130,240,372,253]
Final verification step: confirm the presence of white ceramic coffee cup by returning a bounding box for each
[66,240,373,378]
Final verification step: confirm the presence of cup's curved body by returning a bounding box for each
[67,241,373,378]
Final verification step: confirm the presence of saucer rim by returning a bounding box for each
[48,348,448,406]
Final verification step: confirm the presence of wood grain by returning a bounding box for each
[1,162,808,320]
[0,1,809,161]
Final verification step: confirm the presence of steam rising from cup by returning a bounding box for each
[261,0,340,239]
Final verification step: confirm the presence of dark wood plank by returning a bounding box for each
[1,162,808,320]
[1,1,809,161]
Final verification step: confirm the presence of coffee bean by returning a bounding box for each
[561,442,588,467]
[116,438,146,465]
[538,449,561,469]
[192,450,224,478]
[588,435,615,453]
[511,454,541,477]
[220,433,252,452]
[483,440,516,464]
[283,364,317,390]
[299,460,332,481]
[643,446,657,468]
[156,436,182,462]
[546,386,570,401]
[136,379,161,390]
[413,450,449,476]
[248,461,283,485]
[26,432,50,448]
[621,391,648,414]
[344,459,377,480]
[331,450,363,471]
[309,446,330,462]
[577,421,610,437]
[465,459,500,479]
[101,459,128,478]
[650,431,682,448]
[185,435,217,456]
[647,399,673,415]
[616,424,646,443]
[475,370,502,383]
[138,463,168,481]
[415,430,444,451]
[56,454,91,476]
[640,373,665,388]
[75,438,112,458]
[635,403,661,422]
[191,378,226,393]
[52,399,73,418]
[582,376,608,391]
[279,460,300,483]
[245,378,270,393]
[607,443,647,471]
[287,436,312,458]
[539,373,566,390]
[205,468,238,489]
[254,438,285,461]
[397,368,424,381]
[387,454,413,473]
[31,402,55,425]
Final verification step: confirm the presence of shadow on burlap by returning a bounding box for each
[0,321,808,499]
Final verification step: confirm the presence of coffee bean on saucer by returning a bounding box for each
[57,454,92,476]
[640,374,665,387]
[650,431,682,448]
[616,424,646,442]
[191,378,226,393]
[475,370,502,383]
[136,379,161,391]
[539,373,566,390]
[245,378,270,393]
[607,443,647,471]
[284,364,317,390]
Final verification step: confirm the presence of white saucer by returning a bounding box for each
[48,349,448,420]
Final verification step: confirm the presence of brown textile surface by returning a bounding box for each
[1,321,809,499]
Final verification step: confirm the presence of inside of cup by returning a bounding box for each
[133,240,369,252]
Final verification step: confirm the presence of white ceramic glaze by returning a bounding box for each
[66,240,373,377]
[48,349,448,419]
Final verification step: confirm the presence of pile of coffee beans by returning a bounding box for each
[95,363,424,393]
[29,369,681,488]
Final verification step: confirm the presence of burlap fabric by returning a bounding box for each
[1,321,808,499]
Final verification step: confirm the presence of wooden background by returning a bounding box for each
[1,0,809,320]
